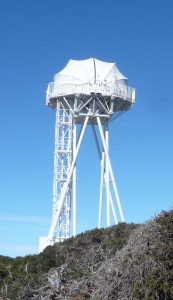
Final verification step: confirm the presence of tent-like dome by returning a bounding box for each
[46,58,135,109]
[54,58,127,86]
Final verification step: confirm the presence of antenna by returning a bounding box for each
[39,58,135,252]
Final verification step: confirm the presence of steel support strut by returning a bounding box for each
[72,123,77,237]
[105,122,110,227]
[92,124,118,228]
[98,151,104,228]
[97,117,125,223]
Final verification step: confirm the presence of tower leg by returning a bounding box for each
[92,124,118,227]
[109,193,118,225]
[73,123,77,237]
[98,151,104,228]
[53,107,73,242]
[52,107,59,226]
[48,114,90,242]
[104,122,110,227]
[97,117,125,223]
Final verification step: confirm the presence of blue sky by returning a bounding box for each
[0,0,173,257]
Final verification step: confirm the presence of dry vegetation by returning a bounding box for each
[0,210,173,300]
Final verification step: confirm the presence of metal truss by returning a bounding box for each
[40,95,127,251]
[47,108,89,244]
[51,104,73,242]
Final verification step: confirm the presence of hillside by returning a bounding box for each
[0,209,172,300]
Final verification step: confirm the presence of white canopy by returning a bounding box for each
[54,58,128,86]
[46,58,136,103]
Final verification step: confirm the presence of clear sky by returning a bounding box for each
[0,0,173,257]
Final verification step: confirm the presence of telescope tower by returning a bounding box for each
[39,58,135,252]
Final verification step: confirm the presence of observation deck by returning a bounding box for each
[46,58,135,124]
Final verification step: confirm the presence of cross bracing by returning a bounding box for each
[39,94,132,252]
[39,58,135,252]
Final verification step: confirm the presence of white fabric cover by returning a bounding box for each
[54,58,127,86]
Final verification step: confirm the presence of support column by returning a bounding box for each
[105,122,110,227]
[48,114,90,241]
[52,107,59,223]
[98,151,104,228]
[73,123,77,237]
[97,117,125,223]
[92,124,118,227]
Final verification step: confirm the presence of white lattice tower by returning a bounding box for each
[39,58,135,252]
[52,106,72,242]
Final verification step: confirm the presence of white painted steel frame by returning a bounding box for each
[92,124,119,228]
[42,96,126,250]
[41,58,136,252]
[97,117,125,223]
[51,105,73,242]
[105,123,110,227]
[47,112,124,245]
[72,123,77,237]
[48,112,90,243]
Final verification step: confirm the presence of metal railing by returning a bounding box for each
[46,80,135,103]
